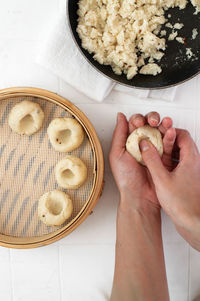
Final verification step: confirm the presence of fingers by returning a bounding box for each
[175,129,199,161]
[129,111,160,134]
[162,128,176,169]
[158,117,175,170]
[163,128,176,155]
[110,113,129,158]
[145,112,160,127]
[158,117,173,135]
[140,139,169,183]
[129,114,145,133]
[128,112,176,169]
[129,112,172,134]
[145,115,175,169]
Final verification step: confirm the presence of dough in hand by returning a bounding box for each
[8,100,44,135]
[55,155,87,189]
[126,125,163,165]
[38,190,73,226]
[47,118,84,152]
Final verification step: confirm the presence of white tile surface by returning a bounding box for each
[163,242,189,301]
[0,263,12,301]
[189,247,200,301]
[0,248,12,301]
[0,0,199,300]
[59,244,115,301]
[0,39,59,92]
[10,245,61,301]
[0,0,59,41]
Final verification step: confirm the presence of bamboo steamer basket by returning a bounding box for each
[0,87,104,249]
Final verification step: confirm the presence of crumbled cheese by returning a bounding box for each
[140,63,162,76]
[137,57,145,67]
[148,57,154,63]
[190,0,200,13]
[77,0,199,80]
[153,25,162,36]
[166,22,173,29]
[174,23,184,29]
[168,31,178,41]
[176,37,185,44]
[160,30,167,37]
[192,28,198,39]
[186,48,193,59]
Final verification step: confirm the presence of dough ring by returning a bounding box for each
[8,100,44,135]
[55,155,87,189]
[47,118,84,152]
[38,190,73,226]
[126,125,163,165]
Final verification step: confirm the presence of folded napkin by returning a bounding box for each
[114,85,177,102]
[36,12,114,102]
[36,11,177,103]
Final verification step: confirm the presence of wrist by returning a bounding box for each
[119,191,160,218]
[117,195,162,243]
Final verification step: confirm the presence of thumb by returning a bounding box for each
[140,139,168,183]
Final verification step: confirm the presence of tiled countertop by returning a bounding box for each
[0,1,199,300]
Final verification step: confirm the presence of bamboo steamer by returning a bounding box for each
[0,87,104,249]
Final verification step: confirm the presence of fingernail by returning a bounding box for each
[135,116,143,123]
[150,117,159,125]
[139,139,150,152]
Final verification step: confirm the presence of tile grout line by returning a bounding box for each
[58,245,64,301]
[9,249,15,301]
[187,244,191,301]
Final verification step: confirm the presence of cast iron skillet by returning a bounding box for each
[67,1,200,89]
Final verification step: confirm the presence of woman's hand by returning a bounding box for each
[109,111,176,210]
[110,112,171,301]
[140,129,200,251]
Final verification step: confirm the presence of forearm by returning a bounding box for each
[110,198,169,301]
[175,223,200,251]
[164,198,200,251]
[173,205,200,251]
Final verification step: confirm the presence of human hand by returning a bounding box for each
[110,112,171,301]
[109,111,176,211]
[140,129,200,250]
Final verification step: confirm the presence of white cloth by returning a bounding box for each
[114,84,177,102]
[36,13,114,102]
[37,12,177,103]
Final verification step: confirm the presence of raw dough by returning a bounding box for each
[8,100,44,135]
[126,125,163,165]
[55,155,87,189]
[47,118,84,152]
[38,190,73,226]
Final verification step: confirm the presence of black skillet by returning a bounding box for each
[67,1,200,89]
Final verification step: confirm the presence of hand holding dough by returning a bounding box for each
[126,125,163,165]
